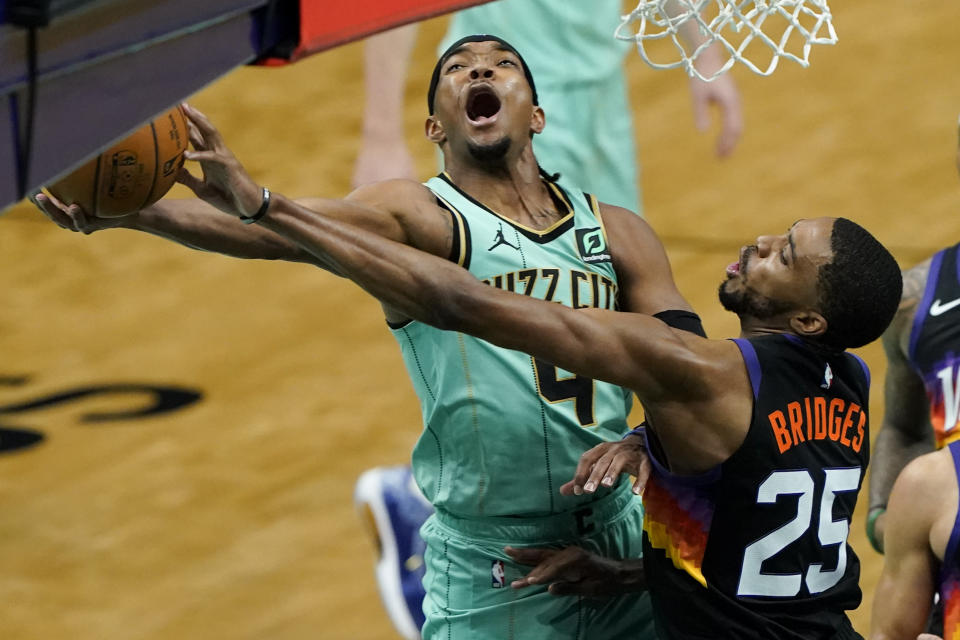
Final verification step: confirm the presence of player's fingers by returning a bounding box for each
[597,451,636,489]
[183,149,223,165]
[176,167,206,195]
[63,204,87,232]
[716,93,743,158]
[33,193,75,230]
[633,456,651,495]
[70,205,96,234]
[558,479,578,496]
[504,546,552,566]
[187,119,206,151]
[181,103,227,151]
[583,450,619,493]
[691,84,710,132]
[522,561,568,586]
[510,576,537,589]
[523,550,582,585]
[569,445,610,495]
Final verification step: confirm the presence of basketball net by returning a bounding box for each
[616,0,837,81]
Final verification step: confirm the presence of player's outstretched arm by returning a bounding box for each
[180,103,742,408]
[32,104,452,276]
[867,260,936,552]
[34,190,317,262]
[32,180,414,274]
[868,453,943,640]
[252,190,726,405]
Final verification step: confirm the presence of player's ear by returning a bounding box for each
[789,310,827,338]
[530,105,545,135]
[425,115,446,144]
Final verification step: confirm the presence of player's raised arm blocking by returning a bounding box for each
[175,98,903,639]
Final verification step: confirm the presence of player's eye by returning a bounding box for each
[498,59,516,67]
[446,63,464,72]
[779,248,789,266]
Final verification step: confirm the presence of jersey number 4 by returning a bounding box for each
[737,467,861,598]
[533,358,596,427]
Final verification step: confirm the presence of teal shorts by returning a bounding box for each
[420,483,657,640]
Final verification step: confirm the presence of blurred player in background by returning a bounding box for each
[865,119,960,554]
[35,36,705,640]
[864,120,960,640]
[353,3,744,634]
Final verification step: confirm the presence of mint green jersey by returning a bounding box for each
[392,174,633,518]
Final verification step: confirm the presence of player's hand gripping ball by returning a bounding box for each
[46,105,188,217]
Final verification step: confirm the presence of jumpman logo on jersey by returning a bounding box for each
[488,224,519,252]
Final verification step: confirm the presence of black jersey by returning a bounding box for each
[642,334,870,639]
[908,243,960,449]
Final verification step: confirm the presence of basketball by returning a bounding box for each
[46,105,189,218]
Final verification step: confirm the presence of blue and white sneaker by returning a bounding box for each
[355,465,433,640]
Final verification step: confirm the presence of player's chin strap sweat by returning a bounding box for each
[625,310,706,440]
[427,34,539,115]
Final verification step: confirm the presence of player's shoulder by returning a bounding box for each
[594,201,665,251]
[896,448,954,505]
[346,178,436,208]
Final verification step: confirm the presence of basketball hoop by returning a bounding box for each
[616,0,837,81]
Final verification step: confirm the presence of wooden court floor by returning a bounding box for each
[1,2,959,637]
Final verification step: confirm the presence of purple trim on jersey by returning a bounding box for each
[956,242,960,287]
[943,442,960,580]
[909,249,946,363]
[850,353,871,389]
[731,338,761,400]
[643,428,722,486]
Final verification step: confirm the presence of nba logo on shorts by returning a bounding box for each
[491,560,505,588]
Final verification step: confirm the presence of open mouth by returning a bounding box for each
[466,85,501,124]
[728,245,755,277]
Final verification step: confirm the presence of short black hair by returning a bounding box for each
[427,34,538,115]
[816,218,902,350]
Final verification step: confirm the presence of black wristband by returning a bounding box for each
[240,187,270,225]
[653,309,706,338]
[865,506,886,554]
